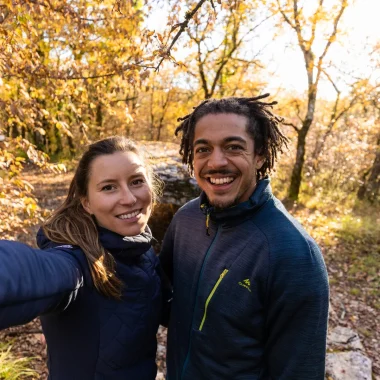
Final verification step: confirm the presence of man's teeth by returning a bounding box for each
[117,210,140,219]
[209,177,234,185]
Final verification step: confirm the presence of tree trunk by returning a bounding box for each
[289,128,308,200]
[288,84,316,200]
[357,135,380,202]
[67,135,76,158]
[96,103,103,127]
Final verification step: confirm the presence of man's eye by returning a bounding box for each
[226,145,244,151]
[101,184,115,191]
[195,147,209,154]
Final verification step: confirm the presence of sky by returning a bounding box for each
[147,0,379,100]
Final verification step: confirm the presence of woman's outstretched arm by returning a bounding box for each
[0,240,83,330]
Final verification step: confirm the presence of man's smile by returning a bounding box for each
[208,177,235,185]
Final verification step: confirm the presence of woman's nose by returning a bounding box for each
[119,186,137,205]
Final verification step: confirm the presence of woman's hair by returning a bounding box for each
[175,94,289,181]
[42,136,162,299]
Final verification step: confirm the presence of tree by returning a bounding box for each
[357,85,380,202]
[310,77,366,173]
[184,0,268,99]
[357,132,380,202]
[0,0,209,238]
[0,0,209,152]
[274,0,349,200]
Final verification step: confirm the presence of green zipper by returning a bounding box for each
[199,269,229,331]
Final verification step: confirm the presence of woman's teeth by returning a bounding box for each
[117,210,140,219]
[209,177,234,185]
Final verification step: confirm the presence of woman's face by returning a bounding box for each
[81,151,152,237]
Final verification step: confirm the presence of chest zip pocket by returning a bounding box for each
[199,269,229,331]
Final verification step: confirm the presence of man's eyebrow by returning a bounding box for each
[223,136,247,144]
[194,136,247,146]
[193,138,209,146]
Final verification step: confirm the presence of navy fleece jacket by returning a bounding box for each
[160,177,329,380]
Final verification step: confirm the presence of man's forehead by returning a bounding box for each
[193,135,248,146]
[193,113,252,144]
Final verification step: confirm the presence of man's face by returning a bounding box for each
[193,113,263,209]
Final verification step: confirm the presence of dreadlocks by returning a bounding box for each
[175,93,289,180]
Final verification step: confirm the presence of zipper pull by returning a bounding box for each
[200,203,211,236]
[205,211,210,236]
[220,268,228,279]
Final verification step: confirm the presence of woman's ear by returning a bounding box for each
[81,198,92,215]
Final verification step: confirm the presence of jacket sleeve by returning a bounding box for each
[158,222,175,326]
[0,240,83,330]
[264,238,329,380]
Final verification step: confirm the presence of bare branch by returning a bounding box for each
[284,121,301,133]
[276,0,296,29]
[293,0,307,49]
[322,69,340,94]
[315,0,347,84]
[309,0,324,48]
[155,0,208,72]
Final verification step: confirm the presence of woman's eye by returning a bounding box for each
[131,178,145,186]
[101,184,115,191]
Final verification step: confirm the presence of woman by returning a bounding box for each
[0,136,166,380]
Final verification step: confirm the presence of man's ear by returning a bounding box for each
[81,198,92,214]
[256,156,265,170]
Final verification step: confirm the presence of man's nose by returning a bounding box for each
[119,186,137,205]
[208,148,228,168]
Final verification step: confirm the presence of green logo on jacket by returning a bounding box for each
[238,278,252,292]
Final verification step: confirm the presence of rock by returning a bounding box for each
[328,301,339,324]
[326,351,372,380]
[327,326,364,351]
[152,161,200,206]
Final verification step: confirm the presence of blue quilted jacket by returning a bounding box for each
[0,226,162,380]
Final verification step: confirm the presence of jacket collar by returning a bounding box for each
[98,226,153,260]
[199,177,273,227]
[37,226,153,261]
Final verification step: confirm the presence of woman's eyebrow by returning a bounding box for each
[96,178,116,186]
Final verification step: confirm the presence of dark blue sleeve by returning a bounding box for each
[264,238,329,380]
[0,240,83,330]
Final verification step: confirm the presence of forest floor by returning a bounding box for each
[1,162,379,379]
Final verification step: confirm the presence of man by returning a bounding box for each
[160,94,329,380]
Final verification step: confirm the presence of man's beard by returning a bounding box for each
[209,195,241,211]
[207,182,257,210]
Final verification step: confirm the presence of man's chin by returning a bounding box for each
[208,197,237,211]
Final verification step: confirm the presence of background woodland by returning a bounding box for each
[0,0,379,378]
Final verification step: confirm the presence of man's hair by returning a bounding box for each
[175,94,289,180]
[42,136,162,299]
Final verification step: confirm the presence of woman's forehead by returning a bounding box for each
[89,152,147,180]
